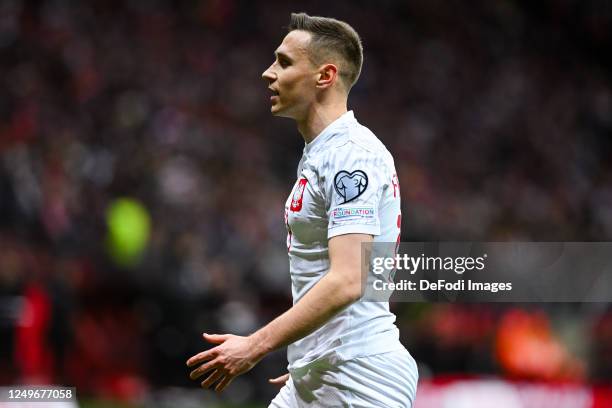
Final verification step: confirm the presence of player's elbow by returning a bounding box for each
[344,281,364,303]
[330,271,364,304]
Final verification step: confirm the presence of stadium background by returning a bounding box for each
[0,0,611,406]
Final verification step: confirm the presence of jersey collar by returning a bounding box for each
[303,110,355,156]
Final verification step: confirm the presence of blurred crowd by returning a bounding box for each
[0,0,611,404]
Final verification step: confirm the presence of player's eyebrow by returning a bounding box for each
[274,51,293,62]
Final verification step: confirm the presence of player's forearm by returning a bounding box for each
[249,268,361,359]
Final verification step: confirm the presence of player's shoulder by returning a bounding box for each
[304,112,395,178]
[323,118,393,166]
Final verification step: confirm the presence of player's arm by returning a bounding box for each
[186,233,371,392]
[253,232,371,348]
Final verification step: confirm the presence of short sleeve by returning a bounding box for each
[321,143,386,239]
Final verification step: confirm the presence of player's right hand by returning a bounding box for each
[268,373,289,388]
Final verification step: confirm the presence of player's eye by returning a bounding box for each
[279,58,290,68]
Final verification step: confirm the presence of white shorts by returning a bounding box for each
[269,348,418,408]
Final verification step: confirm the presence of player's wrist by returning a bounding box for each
[248,330,275,360]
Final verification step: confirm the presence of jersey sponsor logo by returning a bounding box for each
[334,170,368,204]
[290,177,307,212]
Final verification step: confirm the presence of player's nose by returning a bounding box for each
[261,64,275,83]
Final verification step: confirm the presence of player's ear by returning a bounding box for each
[316,63,338,89]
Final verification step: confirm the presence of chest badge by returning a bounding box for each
[290,178,308,212]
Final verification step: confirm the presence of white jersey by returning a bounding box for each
[284,110,404,370]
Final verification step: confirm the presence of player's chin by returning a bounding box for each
[270,104,286,116]
[270,102,297,119]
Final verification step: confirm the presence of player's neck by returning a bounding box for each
[297,102,347,144]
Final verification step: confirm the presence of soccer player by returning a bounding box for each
[187,12,418,407]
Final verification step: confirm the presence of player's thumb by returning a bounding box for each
[202,333,229,343]
[268,373,289,385]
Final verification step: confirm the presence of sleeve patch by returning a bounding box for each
[333,170,368,204]
[330,206,377,226]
